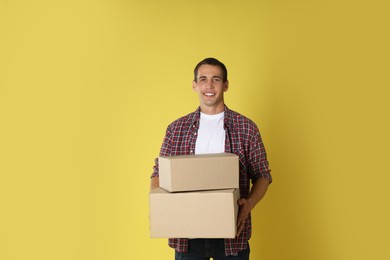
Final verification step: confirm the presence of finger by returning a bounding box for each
[237,222,244,237]
[237,218,243,228]
[237,211,246,226]
[236,217,245,235]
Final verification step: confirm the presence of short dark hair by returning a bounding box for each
[194,57,228,83]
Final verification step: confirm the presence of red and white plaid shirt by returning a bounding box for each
[151,105,272,256]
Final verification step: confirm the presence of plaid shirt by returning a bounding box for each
[151,105,272,256]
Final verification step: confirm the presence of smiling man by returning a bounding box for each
[193,63,228,115]
[150,58,272,260]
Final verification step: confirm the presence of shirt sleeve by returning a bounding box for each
[150,125,173,178]
[248,126,272,184]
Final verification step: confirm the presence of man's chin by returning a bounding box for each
[202,101,216,107]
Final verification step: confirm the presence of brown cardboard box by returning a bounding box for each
[149,187,240,238]
[159,153,239,192]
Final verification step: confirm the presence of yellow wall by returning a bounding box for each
[1,0,389,259]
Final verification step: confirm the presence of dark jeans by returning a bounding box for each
[175,239,250,260]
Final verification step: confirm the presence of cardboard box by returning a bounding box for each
[159,153,239,192]
[150,187,239,238]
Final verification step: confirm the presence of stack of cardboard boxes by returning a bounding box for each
[149,153,240,238]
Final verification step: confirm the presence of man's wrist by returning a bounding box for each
[246,197,256,211]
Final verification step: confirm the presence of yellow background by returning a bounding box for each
[1,0,389,259]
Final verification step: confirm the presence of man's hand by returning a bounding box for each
[236,177,270,237]
[150,176,159,191]
[236,198,254,237]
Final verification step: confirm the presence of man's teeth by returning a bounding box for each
[204,93,215,96]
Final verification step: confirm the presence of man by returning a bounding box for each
[150,58,272,260]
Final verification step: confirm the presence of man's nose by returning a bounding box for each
[206,80,214,88]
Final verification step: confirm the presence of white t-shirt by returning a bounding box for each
[195,112,226,155]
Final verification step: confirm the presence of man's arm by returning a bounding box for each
[150,176,160,191]
[150,125,172,191]
[236,176,270,236]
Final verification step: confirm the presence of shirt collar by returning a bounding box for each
[190,105,235,130]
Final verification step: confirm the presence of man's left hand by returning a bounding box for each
[236,198,254,237]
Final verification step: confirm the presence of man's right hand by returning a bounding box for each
[150,176,160,191]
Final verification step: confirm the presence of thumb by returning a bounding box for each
[237,198,246,206]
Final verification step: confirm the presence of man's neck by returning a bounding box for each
[200,103,225,115]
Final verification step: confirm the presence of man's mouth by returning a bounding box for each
[203,92,215,97]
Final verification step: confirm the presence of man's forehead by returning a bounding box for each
[197,65,223,77]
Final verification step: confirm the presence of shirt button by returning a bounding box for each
[190,150,194,154]
[194,133,197,135]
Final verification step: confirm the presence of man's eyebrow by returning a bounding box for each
[197,75,222,79]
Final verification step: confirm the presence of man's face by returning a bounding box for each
[192,64,229,114]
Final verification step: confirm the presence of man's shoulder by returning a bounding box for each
[167,109,198,129]
[226,107,258,129]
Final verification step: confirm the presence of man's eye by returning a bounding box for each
[214,78,221,82]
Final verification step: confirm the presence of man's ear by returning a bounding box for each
[224,80,229,92]
[192,80,197,91]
